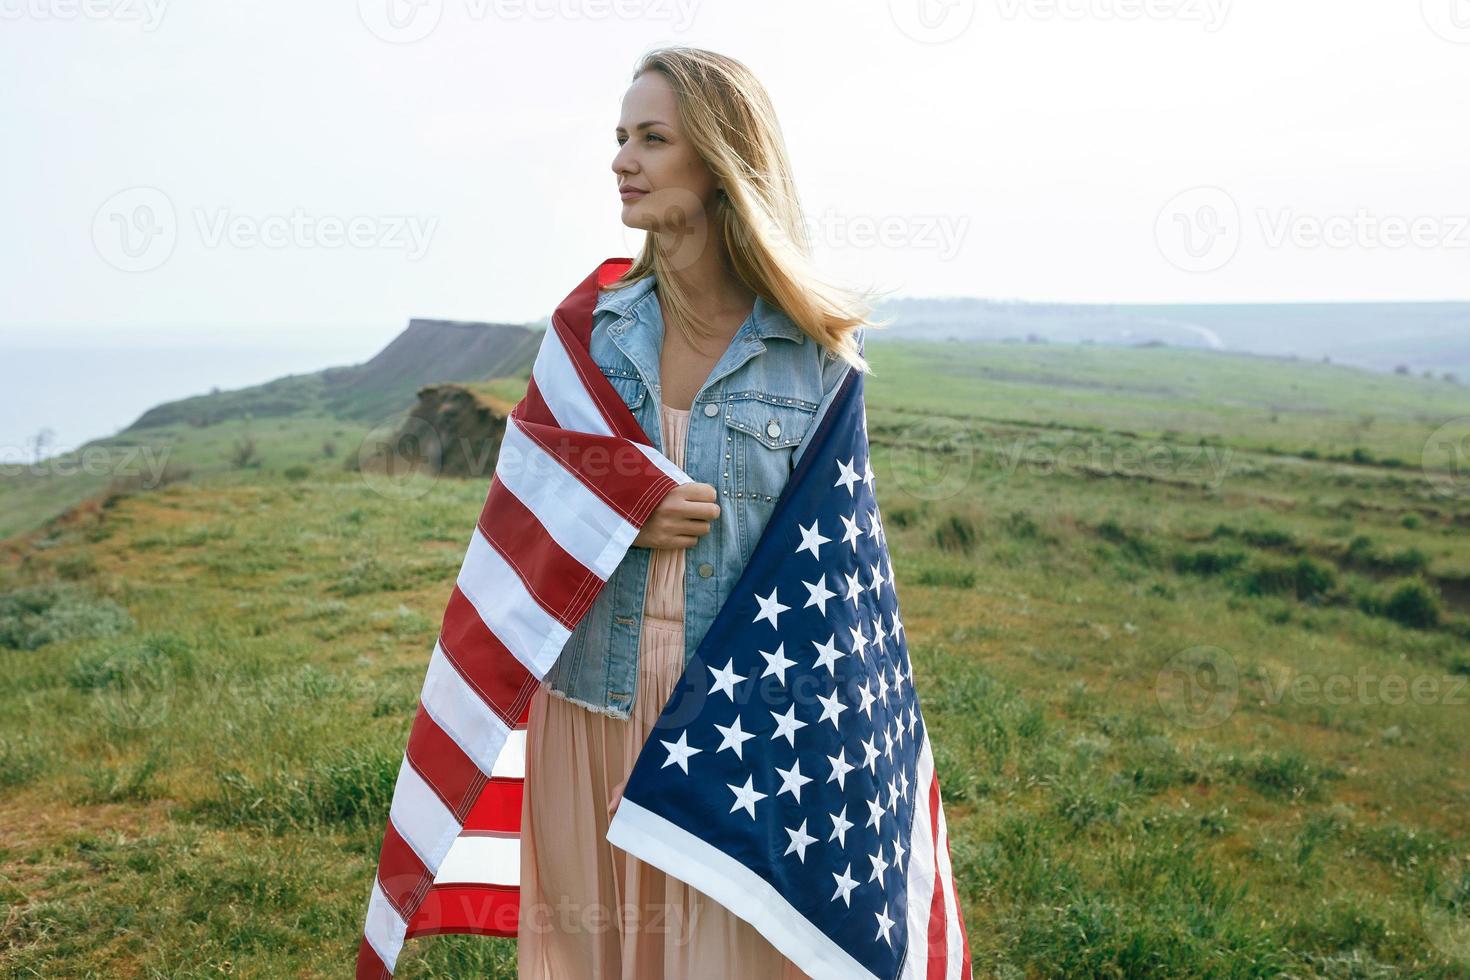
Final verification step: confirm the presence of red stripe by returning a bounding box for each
[513,417,677,527]
[374,819,433,923]
[355,935,391,980]
[462,776,525,834]
[478,479,605,627]
[925,771,949,979]
[409,884,521,939]
[405,707,487,823]
[439,587,538,725]
[518,375,555,428]
[550,317,649,443]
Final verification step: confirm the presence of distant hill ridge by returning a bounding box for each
[128,318,542,431]
[873,298,1470,376]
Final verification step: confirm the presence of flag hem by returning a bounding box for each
[607,798,881,980]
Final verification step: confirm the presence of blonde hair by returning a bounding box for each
[606,45,887,374]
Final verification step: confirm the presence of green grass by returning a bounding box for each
[2,341,1469,977]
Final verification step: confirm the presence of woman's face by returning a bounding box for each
[612,71,720,234]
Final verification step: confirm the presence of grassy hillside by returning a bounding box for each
[2,342,1468,977]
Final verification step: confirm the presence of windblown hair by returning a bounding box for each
[606,45,887,373]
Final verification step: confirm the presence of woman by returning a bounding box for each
[517,46,879,979]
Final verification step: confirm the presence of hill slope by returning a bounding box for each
[128,319,541,431]
[0,320,541,540]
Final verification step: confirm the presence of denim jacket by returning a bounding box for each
[540,273,860,719]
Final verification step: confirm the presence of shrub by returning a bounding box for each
[915,564,975,589]
[231,434,260,469]
[1345,536,1429,574]
[1238,557,1336,602]
[1240,527,1299,552]
[932,513,978,554]
[0,582,134,651]
[1382,578,1440,629]
[1172,547,1246,577]
[1095,519,1161,565]
[1007,510,1041,540]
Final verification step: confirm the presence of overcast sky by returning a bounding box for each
[3,0,1468,353]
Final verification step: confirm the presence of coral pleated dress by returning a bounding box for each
[518,402,811,980]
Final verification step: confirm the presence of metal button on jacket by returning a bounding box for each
[703,403,719,417]
[697,562,714,578]
[766,420,782,439]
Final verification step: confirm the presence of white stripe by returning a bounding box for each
[531,325,613,436]
[899,735,940,980]
[928,741,966,979]
[495,418,642,582]
[607,799,879,980]
[456,528,572,678]
[388,756,464,874]
[420,640,516,777]
[432,833,522,887]
[494,727,527,780]
[635,440,694,488]
[362,878,408,974]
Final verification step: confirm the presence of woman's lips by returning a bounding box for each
[620,188,649,200]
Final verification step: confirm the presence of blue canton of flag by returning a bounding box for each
[607,369,972,980]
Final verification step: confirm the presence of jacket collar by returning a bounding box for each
[595,274,806,345]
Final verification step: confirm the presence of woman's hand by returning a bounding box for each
[607,776,628,821]
[633,482,720,550]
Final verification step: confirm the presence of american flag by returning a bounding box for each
[605,359,973,979]
[355,257,696,978]
[355,257,971,979]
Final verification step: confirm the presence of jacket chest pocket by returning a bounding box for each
[598,365,648,413]
[721,395,818,502]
